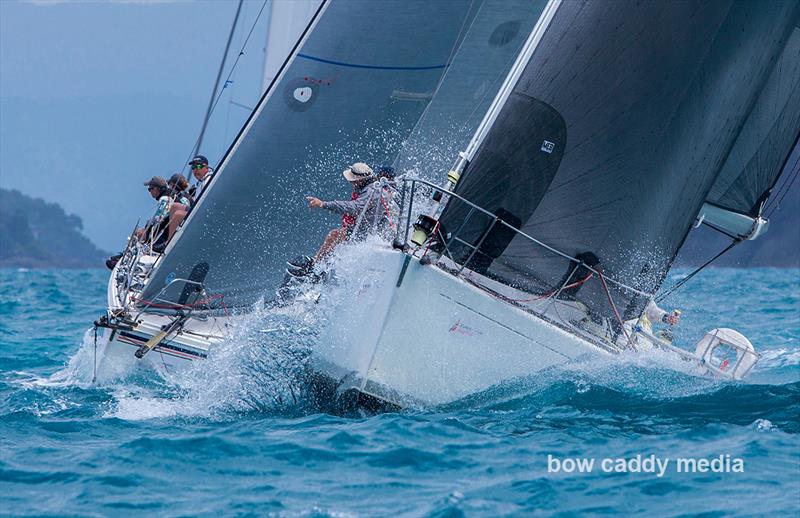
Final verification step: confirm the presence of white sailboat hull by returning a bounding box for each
[313,246,613,407]
[94,316,213,378]
[93,257,223,380]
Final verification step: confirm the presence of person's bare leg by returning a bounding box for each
[169,203,187,218]
[168,209,187,239]
[315,227,347,262]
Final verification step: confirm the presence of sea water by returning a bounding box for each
[0,267,798,516]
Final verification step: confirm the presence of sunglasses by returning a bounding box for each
[191,164,206,170]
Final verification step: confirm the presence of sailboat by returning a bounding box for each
[91,0,546,377]
[90,0,799,410]
[309,0,800,408]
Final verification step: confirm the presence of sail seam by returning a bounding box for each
[296,53,449,71]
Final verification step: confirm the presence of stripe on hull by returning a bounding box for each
[116,331,208,360]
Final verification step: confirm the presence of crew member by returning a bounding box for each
[188,155,215,200]
[137,176,172,252]
[639,300,681,332]
[287,163,394,277]
[167,173,192,239]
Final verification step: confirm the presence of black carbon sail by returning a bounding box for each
[439,0,800,322]
[704,24,800,218]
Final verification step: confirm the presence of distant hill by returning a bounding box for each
[0,188,107,268]
[0,94,232,252]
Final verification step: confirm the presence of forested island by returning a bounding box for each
[0,188,106,268]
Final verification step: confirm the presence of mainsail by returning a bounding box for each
[142,0,480,307]
[439,0,800,322]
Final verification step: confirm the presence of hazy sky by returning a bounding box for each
[0,0,271,250]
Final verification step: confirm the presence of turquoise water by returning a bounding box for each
[1,268,798,516]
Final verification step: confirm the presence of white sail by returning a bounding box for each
[261,0,322,93]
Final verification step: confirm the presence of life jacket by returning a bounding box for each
[341,191,359,228]
[172,189,193,207]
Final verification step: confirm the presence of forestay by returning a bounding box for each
[439,0,800,323]
[142,0,479,308]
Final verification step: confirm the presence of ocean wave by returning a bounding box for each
[446,361,800,435]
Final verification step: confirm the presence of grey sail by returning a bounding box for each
[393,0,550,176]
[439,0,800,323]
[703,24,800,220]
[141,0,479,307]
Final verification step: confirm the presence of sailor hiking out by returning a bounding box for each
[137,176,172,252]
[188,154,215,201]
[167,173,193,240]
[288,162,396,278]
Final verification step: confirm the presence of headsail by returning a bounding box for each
[261,0,322,92]
[393,0,550,176]
[700,24,800,239]
[439,0,800,322]
[142,0,479,308]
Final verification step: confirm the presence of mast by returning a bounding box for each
[195,0,245,157]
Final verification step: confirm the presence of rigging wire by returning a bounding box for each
[656,240,739,303]
[598,271,629,341]
[194,0,245,159]
[225,0,250,145]
[182,0,270,174]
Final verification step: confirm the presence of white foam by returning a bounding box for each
[103,295,322,420]
[757,347,800,368]
[753,418,774,431]
[38,328,101,388]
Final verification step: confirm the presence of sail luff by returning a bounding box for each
[461,0,561,163]
[141,0,330,300]
[160,0,329,254]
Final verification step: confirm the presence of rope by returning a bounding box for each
[765,161,799,218]
[598,271,629,341]
[420,221,440,260]
[379,189,396,230]
[656,240,739,303]
[504,272,594,303]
